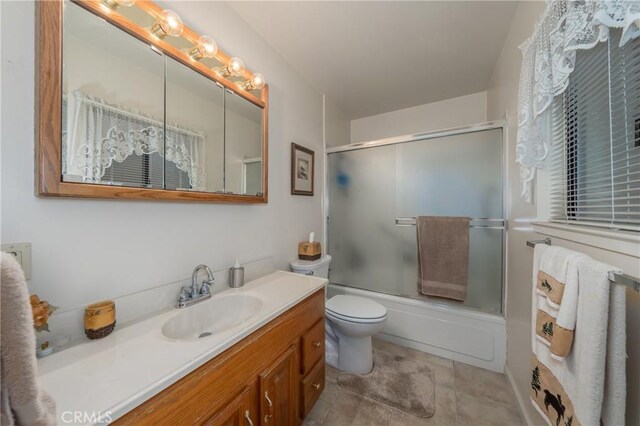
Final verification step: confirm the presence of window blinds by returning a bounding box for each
[549,31,640,232]
[103,152,191,190]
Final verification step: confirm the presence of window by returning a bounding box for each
[549,30,640,232]
[103,153,191,190]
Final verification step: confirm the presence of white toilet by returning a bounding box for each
[324,295,387,374]
[290,256,387,374]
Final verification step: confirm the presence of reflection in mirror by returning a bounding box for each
[243,159,262,195]
[165,57,224,192]
[225,91,263,195]
[62,0,166,188]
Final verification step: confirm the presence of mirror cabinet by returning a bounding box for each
[37,0,268,203]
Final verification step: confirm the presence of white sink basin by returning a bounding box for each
[162,294,263,341]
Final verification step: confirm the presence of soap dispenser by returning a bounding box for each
[229,258,245,288]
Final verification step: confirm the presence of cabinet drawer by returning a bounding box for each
[301,319,324,375]
[300,360,325,418]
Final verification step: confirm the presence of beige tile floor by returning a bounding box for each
[304,339,524,426]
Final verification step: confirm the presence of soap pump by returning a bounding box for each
[229,258,245,288]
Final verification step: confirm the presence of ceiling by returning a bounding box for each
[229,1,519,119]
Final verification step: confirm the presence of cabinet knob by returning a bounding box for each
[312,383,321,390]
[264,414,272,423]
[265,391,273,407]
[245,410,253,426]
[313,341,321,348]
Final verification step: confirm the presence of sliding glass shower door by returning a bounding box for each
[327,128,504,314]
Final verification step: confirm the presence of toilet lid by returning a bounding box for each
[326,295,387,320]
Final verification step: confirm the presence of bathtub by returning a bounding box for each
[327,283,506,373]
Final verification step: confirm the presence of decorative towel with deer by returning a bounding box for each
[531,244,626,426]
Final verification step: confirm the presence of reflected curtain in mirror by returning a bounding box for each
[63,91,206,190]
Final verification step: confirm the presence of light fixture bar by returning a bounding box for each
[99,0,266,101]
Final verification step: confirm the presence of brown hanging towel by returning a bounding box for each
[416,216,470,301]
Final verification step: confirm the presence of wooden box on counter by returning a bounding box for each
[298,242,321,261]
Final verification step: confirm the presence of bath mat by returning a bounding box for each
[337,349,436,418]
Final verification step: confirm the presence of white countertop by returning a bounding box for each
[38,271,327,425]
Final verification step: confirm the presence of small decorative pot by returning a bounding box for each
[84,300,116,340]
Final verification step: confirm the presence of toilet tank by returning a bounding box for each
[290,255,332,278]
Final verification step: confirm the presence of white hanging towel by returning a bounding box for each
[532,245,587,360]
[530,245,626,426]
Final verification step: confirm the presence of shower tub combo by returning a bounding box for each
[325,121,507,373]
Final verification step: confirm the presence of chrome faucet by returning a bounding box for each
[176,264,215,308]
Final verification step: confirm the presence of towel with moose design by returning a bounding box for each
[530,244,627,426]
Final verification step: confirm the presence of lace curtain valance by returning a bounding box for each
[516,0,640,202]
[64,90,207,190]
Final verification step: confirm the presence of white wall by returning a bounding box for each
[485,5,547,422]
[486,2,640,425]
[324,95,351,148]
[350,91,488,143]
[1,1,324,310]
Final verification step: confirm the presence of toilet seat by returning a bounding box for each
[325,295,387,323]
[326,309,386,324]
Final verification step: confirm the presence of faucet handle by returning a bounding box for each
[178,286,191,302]
[200,281,212,295]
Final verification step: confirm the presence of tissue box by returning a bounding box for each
[298,241,321,261]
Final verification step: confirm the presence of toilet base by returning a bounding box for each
[335,330,374,374]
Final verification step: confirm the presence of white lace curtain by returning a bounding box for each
[65,90,207,190]
[516,0,640,202]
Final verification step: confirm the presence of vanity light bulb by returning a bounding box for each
[217,57,246,78]
[193,35,218,59]
[228,57,245,76]
[246,73,266,91]
[153,9,184,38]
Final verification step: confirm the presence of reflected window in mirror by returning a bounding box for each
[102,152,191,190]
[62,1,166,188]
[165,57,224,193]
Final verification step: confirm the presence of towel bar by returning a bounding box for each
[395,217,506,229]
[526,237,551,248]
[526,238,640,292]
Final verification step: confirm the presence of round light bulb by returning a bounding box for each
[158,9,183,37]
[228,57,245,76]
[250,73,265,90]
[196,35,218,59]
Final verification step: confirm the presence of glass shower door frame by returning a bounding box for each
[324,120,508,315]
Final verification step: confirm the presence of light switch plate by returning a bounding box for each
[1,242,32,280]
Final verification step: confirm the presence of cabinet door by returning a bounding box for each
[259,345,298,426]
[204,386,256,426]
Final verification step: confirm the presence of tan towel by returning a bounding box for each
[416,216,470,301]
[1,253,56,425]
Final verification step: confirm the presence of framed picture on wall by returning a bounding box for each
[291,143,314,196]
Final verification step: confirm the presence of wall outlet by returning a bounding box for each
[1,242,32,280]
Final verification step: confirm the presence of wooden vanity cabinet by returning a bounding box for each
[114,289,325,426]
[203,386,254,426]
[259,346,298,425]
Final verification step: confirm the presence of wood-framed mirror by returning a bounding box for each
[36,0,268,203]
